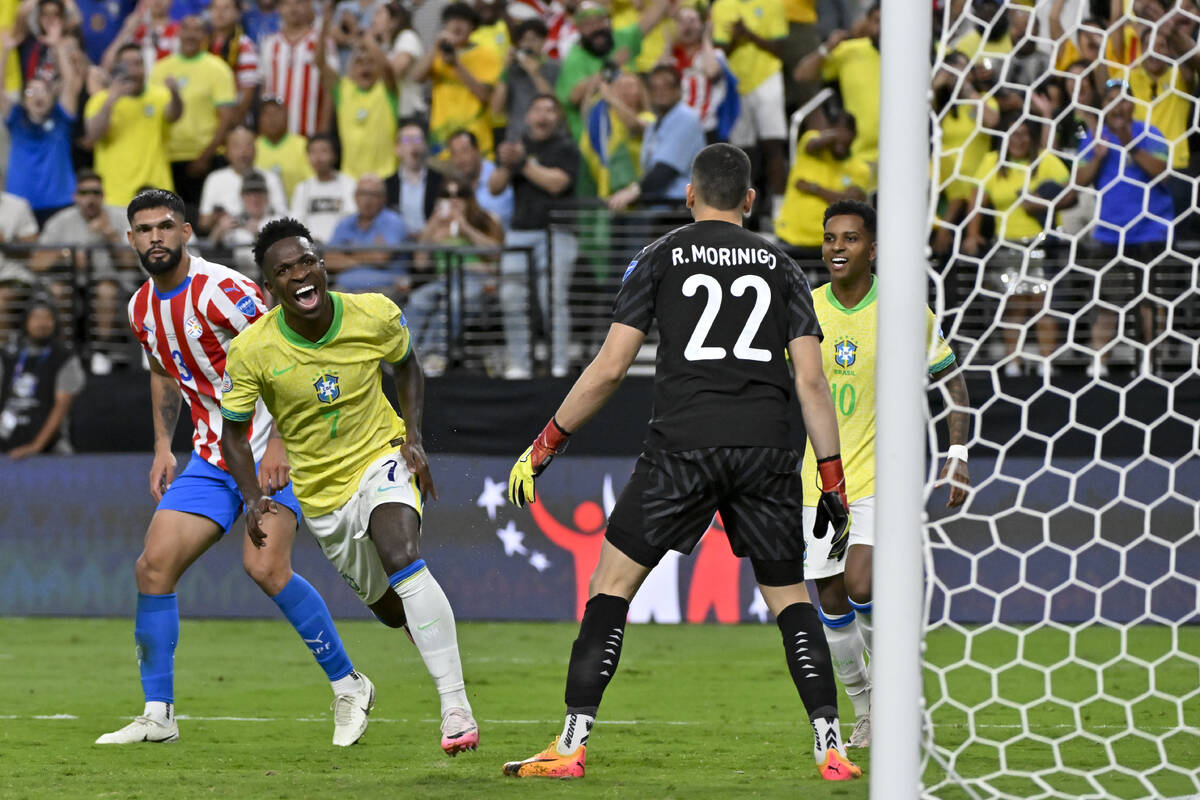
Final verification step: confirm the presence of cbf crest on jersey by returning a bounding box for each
[314,372,340,403]
[833,337,859,371]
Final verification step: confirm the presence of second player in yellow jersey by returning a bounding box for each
[797,201,974,753]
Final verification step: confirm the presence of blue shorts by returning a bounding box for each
[157,452,303,534]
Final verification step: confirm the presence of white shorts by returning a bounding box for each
[305,450,423,605]
[802,496,875,580]
[730,70,788,146]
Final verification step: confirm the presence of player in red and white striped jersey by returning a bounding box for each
[97,189,374,749]
[259,0,333,137]
[128,240,272,469]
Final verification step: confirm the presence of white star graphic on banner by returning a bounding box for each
[496,520,528,556]
[528,551,550,572]
[477,476,507,520]
[748,589,769,622]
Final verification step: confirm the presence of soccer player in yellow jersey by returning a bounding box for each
[218,218,479,756]
[800,201,973,749]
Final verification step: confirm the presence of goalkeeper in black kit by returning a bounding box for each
[500,143,862,782]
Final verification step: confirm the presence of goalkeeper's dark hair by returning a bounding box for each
[690,143,751,211]
[127,188,186,224]
[254,217,316,270]
[823,200,876,240]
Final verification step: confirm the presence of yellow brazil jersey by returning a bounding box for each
[149,52,236,162]
[430,43,501,156]
[775,130,872,247]
[799,278,956,506]
[821,37,880,163]
[1128,64,1192,169]
[335,77,399,179]
[951,29,1013,62]
[470,20,510,56]
[255,133,313,199]
[711,0,787,93]
[783,0,816,24]
[220,292,411,517]
[1054,26,1134,72]
[973,150,1070,241]
[83,85,174,206]
[937,97,997,202]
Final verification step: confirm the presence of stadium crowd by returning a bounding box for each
[1,0,1198,455]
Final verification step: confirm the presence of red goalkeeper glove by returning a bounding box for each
[813,454,852,561]
[508,417,571,507]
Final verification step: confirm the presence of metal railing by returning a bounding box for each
[2,223,1196,378]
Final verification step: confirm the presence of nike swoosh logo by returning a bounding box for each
[377,485,401,494]
[272,364,298,375]
[418,618,440,630]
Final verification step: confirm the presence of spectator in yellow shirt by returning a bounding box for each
[794,4,880,169]
[774,111,870,260]
[83,42,181,207]
[254,96,312,199]
[411,2,501,157]
[963,118,1075,376]
[149,15,238,222]
[712,0,789,221]
[324,31,399,180]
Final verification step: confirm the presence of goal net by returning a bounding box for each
[920,1,1199,798]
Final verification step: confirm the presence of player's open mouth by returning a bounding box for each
[830,256,848,269]
[294,284,320,309]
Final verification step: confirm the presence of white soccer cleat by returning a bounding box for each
[331,673,375,747]
[440,707,479,756]
[95,715,180,744]
[846,714,871,749]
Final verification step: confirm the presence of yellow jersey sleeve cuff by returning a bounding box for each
[389,337,412,366]
[929,353,957,375]
[220,407,254,422]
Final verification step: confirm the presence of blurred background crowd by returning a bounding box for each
[1,0,1198,456]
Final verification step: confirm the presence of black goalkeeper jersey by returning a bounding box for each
[611,218,822,452]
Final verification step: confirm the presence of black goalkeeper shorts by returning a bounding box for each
[605,446,806,568]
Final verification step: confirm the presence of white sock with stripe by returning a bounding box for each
[389,559,470,715]
[819,608,871,719]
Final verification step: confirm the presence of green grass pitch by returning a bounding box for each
[0,619,1196,799]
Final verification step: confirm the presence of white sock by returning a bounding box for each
[557,712,594,755]
[391,565,470,715]
[330,670,363,697]
[143,701,172,723]
[823,614,871,719]
[811,715,845,763]
[851,601,873,658]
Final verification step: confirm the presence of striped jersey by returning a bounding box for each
[674,45,729,134]
[127,255,272,469]
[260,28,330,136]
[211,29,261,89]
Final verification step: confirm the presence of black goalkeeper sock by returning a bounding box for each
[777,602,839,722]
[564,593,629,716]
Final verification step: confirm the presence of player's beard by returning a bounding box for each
[137,244,184,275]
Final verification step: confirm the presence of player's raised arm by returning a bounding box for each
[391,344,438,502]
[508,322,644,507]
[789,334,851,560]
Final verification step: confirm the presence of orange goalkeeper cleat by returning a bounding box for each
[818,748,862,781]
[502,737,586,778]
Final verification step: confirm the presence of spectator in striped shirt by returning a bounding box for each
[102,0,178,70]
[209,0,261,123]
[665,5,735,144]
[259,0,334,137]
